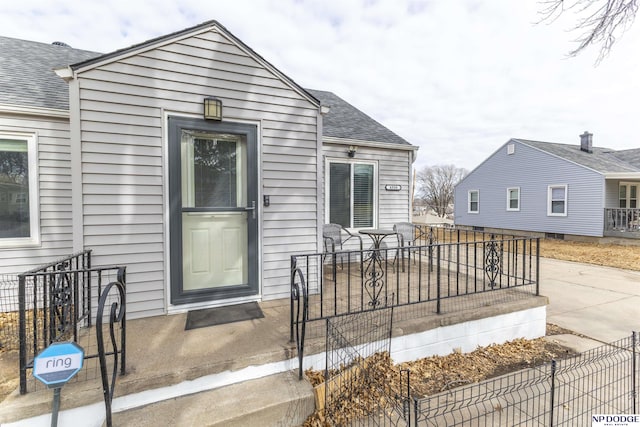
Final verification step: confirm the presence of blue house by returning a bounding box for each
[454,132,640,239]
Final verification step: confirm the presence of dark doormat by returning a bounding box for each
[185,302,264,330]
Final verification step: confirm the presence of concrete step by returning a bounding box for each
[109,371,315,427]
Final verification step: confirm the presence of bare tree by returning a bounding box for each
[415,165,467,218]
[538,0,638,62]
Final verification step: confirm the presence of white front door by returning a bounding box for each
[169,117,258,305]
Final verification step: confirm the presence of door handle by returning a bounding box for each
[246,201,256,219]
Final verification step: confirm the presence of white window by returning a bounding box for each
[326,159,377,228]
[468,190,479,213]
[507,187,520,211]
[619,183,638,208]
[547,185,567,216]
[0,133,40,246]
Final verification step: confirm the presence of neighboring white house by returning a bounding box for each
[0,21,418,318]
[454,132,640,239]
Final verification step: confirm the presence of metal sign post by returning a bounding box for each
[33,342,85,427]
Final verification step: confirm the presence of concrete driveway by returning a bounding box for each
[539,257,640,342]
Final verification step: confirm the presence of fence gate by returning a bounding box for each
[322,307,410,426]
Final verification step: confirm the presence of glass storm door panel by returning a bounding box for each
[181,133,248,290]
[169,118,258,305]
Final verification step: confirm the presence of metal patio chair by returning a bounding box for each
[393,222,420,272]
[322,223,363,269]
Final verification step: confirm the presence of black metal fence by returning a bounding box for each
[96,278,127,427]
[412,225,522,246]
[413,332,639,426]
[1,250,128,394]
[317,320,639,426]
[291,232,540,378]
[321,308,411,426]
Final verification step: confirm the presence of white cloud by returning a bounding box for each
[1,0,639,171]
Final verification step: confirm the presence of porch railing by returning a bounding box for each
[17,250,126,394]
[290,233,540,378]
[604,207,640,233]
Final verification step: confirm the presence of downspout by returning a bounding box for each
[409,147,419,222]
[317,105,329,253]
[56,67,84,252]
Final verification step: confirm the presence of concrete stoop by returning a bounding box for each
[109,371,315,427]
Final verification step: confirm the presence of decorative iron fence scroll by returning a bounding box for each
[291,233,540,380]
[96,275,126,427]
[10,250,127,394]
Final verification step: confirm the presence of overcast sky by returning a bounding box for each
[2,0,639,172]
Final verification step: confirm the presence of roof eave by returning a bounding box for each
[604,172,640,180]
[69,20,320,108]
[0,103,69,118]
[54,66,74,82]
[323,136,417,151]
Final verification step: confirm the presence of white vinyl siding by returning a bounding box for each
[0,114,73,275]
[322,144,412,240]
[75,29,319,317]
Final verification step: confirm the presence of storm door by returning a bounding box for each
[169,117,258,305]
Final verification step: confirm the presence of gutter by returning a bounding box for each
[0,103,69,119]
[603,172,640,180]
[323,136,419,152]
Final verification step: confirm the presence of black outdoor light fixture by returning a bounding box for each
[347,145,357,157]
[203,97,223,120]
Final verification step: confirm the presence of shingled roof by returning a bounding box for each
[0,36,100,110]
[307,89,411,146]
[0,35,412,148]
[514,138,640,174]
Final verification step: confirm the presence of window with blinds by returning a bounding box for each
[507,187,520,211]
[468,190,479,213]
[547,184,567,216]
[328,161,375,228]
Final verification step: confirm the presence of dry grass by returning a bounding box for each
[539,238,640,271]
[304,336,574,426]
[428,228,640,271]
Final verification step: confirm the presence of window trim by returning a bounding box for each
[506,187,520,211]
[325,158,378,230]
[0,131,40,247]
[547,184,567,217]
[619,182,638,209]
[468,189,479,214]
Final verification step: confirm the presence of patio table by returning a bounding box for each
[359,229,396,307]
[359,229,396,250]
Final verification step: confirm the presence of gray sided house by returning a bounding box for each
[454,132,640,239]
[0,21,417,319]
[0,37,99,271]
